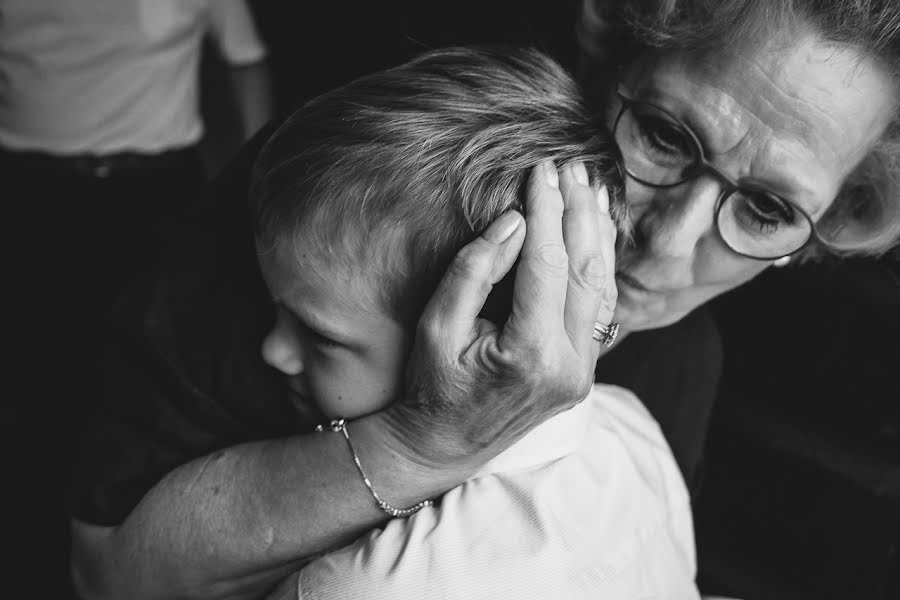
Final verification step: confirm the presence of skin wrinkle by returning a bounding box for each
[679,61,819,167]
[683,45,856,146]
[639,42,891,214]
[181,451,227,499]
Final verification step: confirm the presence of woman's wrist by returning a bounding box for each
[350,409,479,508]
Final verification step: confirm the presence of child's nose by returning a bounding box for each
[261,326,304,376]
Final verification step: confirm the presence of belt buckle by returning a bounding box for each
[71,155,113,178]
[92,162,113,178]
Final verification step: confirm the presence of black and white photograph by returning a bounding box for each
[3,1,898,599]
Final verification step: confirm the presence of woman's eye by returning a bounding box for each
[635,113,693,157]
[748,194,794,223]
[738,193,796,233]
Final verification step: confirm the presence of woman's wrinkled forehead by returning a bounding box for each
[623,35,895,139]
[616,34,897,215]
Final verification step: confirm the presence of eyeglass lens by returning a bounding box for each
[615,99,813,258]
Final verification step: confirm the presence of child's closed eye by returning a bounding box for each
[296,319,344,351]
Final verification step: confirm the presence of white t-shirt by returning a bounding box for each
[0,0,266,154]
[293,384,700,600]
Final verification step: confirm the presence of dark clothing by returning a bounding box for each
[67,130,722,526]
[596,309,723,495]
[7,144,207,381]
[7,144,207,469]
[3,144,207,598]
[6,142,206,447]
[66,132,306,525]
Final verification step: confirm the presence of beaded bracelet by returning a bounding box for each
[315,418,434,518]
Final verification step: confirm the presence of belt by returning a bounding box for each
[0,146,200,179]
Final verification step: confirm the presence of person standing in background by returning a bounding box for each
[1,1,272,597]
[1,0,273,284]
[2,0,273,388]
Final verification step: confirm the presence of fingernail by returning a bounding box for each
[572,161,589,186]
[543,160,559,189]
[597,185,609,213]
[492,211,522,242]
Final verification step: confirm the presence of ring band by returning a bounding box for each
[592,321,619,347]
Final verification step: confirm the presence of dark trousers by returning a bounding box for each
[4,145,206,599]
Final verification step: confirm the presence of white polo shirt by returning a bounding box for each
[295,384,700,600]
[0,0,266,154]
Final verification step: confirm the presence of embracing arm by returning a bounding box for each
[70,413,466,600]
[71,161,615,600]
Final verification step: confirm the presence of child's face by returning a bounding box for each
[257,237,412,420]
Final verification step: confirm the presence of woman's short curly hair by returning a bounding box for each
[577,0,900,259]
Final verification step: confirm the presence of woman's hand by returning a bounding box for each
[68,160,617,600]
[384,160,618,471]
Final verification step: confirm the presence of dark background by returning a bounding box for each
[9,1,897,598]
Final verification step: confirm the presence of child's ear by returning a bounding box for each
[478,260,518,325]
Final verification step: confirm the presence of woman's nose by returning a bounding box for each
[635,177,721,259]
[261,323,304,376]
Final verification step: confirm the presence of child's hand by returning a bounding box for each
[384,160,618,474]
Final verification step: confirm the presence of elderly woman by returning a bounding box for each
[70,1,900,599]
[580,0,900,490]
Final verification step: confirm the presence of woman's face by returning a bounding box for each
[606,33,896,331]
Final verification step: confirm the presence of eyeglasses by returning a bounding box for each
[612,91,821,260]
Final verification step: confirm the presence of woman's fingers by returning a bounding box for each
[593,184,618,329]
[505,160,569,345]
[395,161,617,470]
[420,209,525,351]
[558,161,614,360]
